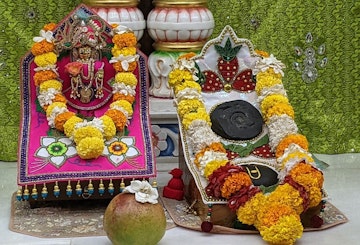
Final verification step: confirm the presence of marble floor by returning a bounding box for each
[1,154,360,245]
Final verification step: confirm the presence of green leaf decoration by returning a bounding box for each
[195,62,206,85]
[312,154,329,170]
[259,183,279,194]
[223,134,269,157]
[214,38,242,61]
[35,98,45,114]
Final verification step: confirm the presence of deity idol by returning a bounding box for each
[65,22,105,104]
[58,17,115,116]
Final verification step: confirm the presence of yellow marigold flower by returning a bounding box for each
[255,68,282,95]
[265,102,295,123]
[267,183,304,214]
[100,115,116,141]
[307,186,323,208]
[31,40,55,56]
[54,111,75,132]
[43,22,57,31]
[173,80,202,96]
[63,115,84,138]
[112,61,137,73]
[34,70,58,86]
[279,150,314,170]
[168,69,193,87]
[275,134,309,159]
[260,94,289,115]
[113,92,135,104]
[76,137,105,159]
[237,192,266,225]
[112,46,136,57]
[203,159,228,179]
[177,99,205,118]
[112,32,137,49]
[73,126,103,145]
[220,172,252,199]
[39,79,63,92]
[45,102,67,117]
[182,107,211,130]
[114,72,138,86]
[259,214,303,245]
[34,52,57,67]
[105,109,127,131]
[110,99,133,117]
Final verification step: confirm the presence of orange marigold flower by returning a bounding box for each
[255,49,270,58]
[105,109,127,131]
[111,23,119,29]
[112,33,137,49]
[33,70,58,86]
[256,203,298,228]
[113,93,135,104]
[275,134,308,158]
[178,52,197,60]
[289,162,324,189]
[112,61,137,72]
[43,23,57,31]
[54,111,75,131]
[194,142,226,167]
[208,142,227,153]
[31,40,55,56]
[220,172,252,199]
[52,93,67,104]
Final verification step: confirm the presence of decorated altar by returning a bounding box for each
[17,4,156,202]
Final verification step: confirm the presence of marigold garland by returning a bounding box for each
[220,172,252,199]
[33,70,58,86]
[276,134,309,158]
[264,102,295,123]
[31,22,139,159]
[169,50,325,245]
[260,94,289,115]
[177,99,205,118]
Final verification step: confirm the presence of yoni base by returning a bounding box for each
[185,177,322,230]
[180,161,321,229]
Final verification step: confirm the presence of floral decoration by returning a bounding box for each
[103,136,140,167]
[31,23,139,160]
[168,51,324,244]
[123,180,159,204]
[34,136,77,168]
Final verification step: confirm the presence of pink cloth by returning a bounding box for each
[18,50,156,185]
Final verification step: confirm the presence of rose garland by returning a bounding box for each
[168,52,324,244]
[31,23,139,159]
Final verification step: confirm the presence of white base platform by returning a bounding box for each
[1,153,360,244]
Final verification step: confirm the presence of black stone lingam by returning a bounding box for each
[210,100,263,140]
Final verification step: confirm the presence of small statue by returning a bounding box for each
[162,168,185,201]
[64,21,105,104]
